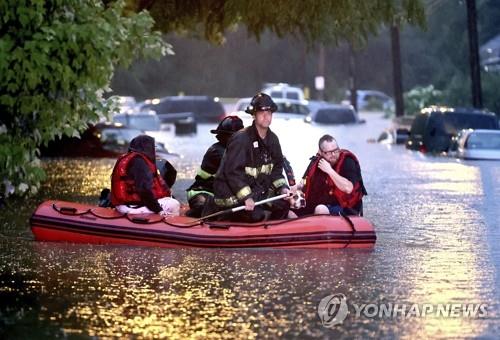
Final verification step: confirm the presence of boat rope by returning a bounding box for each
[339,211,356,248]
[161,213,342,229]
[51,202,363,231]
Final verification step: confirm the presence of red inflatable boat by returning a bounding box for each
[30,200,376,249]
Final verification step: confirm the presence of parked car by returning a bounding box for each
[41,122,179,159]
[261,83,305,101]
[141,96,225,123]
[304,104,363,125]
[405,106,499,153]
[452,129,500,160]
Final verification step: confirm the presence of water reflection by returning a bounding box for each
[404,201,492,338]
[27,244,375,338]
[1,113,499,337]
[412,162,482,195]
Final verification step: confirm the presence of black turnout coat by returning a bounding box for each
[213,122,288,207]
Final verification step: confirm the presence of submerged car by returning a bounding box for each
[261,83,306,101]
[115,109,196,135]
[454,129,500,160]
[304,104,364,125]
[40,123,138,158]
[343,90,394,111]
[231,97,309,121]
[405,106,499,153]
[141,96,224,123]
[40,122,179,159]
[113,112,162,132]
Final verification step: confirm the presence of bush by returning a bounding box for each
[480,72,500,116]
[404,85,444,116]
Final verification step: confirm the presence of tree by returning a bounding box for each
[401,0,500,113]
[128,0,425,45]
[0,0,168,198]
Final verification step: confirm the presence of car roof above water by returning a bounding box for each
[421,106,497,116]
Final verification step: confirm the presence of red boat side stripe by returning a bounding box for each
[31,216,376,247]
[32,225,375,248]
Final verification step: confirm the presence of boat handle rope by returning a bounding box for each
[129,216,153,224]
[52,202,362,230]
[52,203,88,216]
[89,208,126,219]
[52,203,128,220]
[52,202,179,225]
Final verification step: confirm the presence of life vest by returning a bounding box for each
[111,152,170,206]
[303,150,365,209]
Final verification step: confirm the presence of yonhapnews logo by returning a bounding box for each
[317,293,488,328]
[317,293,349,328]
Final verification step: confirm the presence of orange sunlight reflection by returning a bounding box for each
[402,164,492,338]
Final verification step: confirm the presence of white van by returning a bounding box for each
[261,83,305,101]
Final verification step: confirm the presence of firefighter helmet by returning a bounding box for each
[245,93,277,114]
[210,116,244,135]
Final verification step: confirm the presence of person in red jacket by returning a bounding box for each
[297,134,367,216]
[111,135,180,216]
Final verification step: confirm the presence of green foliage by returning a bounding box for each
[0,0,168,198]
[404,85,444,115]
[402,0,500,112]
[127,0,425,46]
[481,73,500,115]
[441,72,500,116]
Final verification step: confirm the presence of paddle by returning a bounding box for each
[192,193,291,223]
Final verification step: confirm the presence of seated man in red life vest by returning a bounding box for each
[295,134,367,216]
[111,135,180,216]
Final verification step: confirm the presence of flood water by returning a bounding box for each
[1,113,499,338]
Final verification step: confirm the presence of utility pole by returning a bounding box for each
[466,0,483,108]
[391,24,404,117]
[316,44,326,100]
[348,44,357,111]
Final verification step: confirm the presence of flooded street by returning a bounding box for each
[1,113,499,338]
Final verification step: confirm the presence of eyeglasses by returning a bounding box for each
[321,147,340,156]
